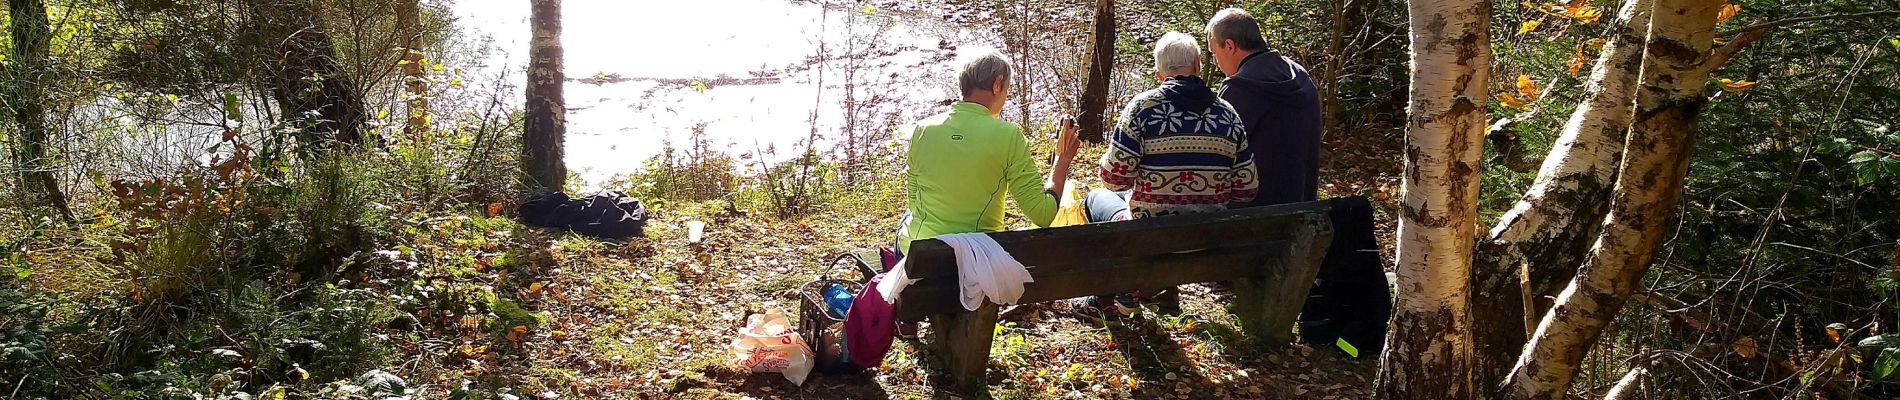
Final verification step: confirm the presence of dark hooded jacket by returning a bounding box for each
[1219,50,1322,207]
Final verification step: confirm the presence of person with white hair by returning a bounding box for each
[894,48,1080,256]
[1080,31,1258,313]
[1090,32,1257,221]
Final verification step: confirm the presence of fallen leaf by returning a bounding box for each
[1500,93,1529,109]
[1825,322,1848,344]
[1516,74,1541,101]
[1717,3,1741,24]
[1733,336,1758,358]
[1719,78,1758,93]
[1564,4,1603,23]
[1518,19,1543,35]
[1566,43,1587,76]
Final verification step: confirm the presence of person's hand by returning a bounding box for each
[1054,118,1080,161]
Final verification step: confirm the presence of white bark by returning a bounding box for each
[1484,0,1653,301]
[1375,0,1491,398]
[1471,0,1652,390]
[1501,0,1723,398]
[1600,365,1649,400]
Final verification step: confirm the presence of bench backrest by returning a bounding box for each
[894,200,1334,320]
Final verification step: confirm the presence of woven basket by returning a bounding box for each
[798,253,876,373]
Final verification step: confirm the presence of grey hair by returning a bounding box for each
[1206,8,1268,52]
[1153,32,1201,75]
[957,49,1013,97]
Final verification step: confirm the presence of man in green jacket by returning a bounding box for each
[896,49,1080,255]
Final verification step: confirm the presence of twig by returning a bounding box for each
[1717,10,1900,36]
[1698,28,1768,75]
[10,373,24,399]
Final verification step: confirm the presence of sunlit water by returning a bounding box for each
[453,0,996,188]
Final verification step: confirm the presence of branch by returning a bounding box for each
[1698,28,1768,75]
[1716,10,1900,36]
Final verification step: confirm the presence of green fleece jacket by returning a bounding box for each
[899,102,1058,254]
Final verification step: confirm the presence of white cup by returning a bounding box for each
[686,220,706,243]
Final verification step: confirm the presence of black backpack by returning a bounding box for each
[1299,196,1393,357]
[518,190,648,239]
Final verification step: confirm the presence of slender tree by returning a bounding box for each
[523,0,568,191]
[1375,0,1491,398]
[4,0,75,222]
[1500,0,1724,397]
[246,0,370,148]
[1075,0,1115,144]
[398,0,430,141]
[1468,0,1652,390]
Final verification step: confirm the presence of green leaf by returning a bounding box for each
[222,93,242,121]
[1335,337,1361,358]
[1890,38,1900,52]
[1849,150,1882,164]
[1875,348,1900,382]
[1819,138,1853,155]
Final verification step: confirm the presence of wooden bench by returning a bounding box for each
[894,200,1335,390]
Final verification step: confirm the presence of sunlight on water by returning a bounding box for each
[453,0,984,188]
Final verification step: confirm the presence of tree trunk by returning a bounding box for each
[1599,364,1649,400]
[1318,0,1350,139]
[1375,0,1491,398]
[398,0,429,141]
[523,0,568,191]
[1470,0,1652,391]
[1075,0,1114,144]
[1500,0,1722,398]
[4,0,75,223]
[247,0,369,148]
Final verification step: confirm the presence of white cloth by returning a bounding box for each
[873,233,1035,312]
[875,257,914,301]
[938,233,1034,311]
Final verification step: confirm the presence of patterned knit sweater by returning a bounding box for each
[1098,75,1259,218]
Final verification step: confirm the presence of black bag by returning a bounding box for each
[517,190,648,239]
[1299,196,1393,357]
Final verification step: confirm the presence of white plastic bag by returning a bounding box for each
[728,309,814,386]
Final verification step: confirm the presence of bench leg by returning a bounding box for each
[929,301,998,394]
[1232,223,1332,346]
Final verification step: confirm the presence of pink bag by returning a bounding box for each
[844,248,901,367]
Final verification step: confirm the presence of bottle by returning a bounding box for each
[823,282,854,319]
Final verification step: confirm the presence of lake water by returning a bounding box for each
[452,0,998,188]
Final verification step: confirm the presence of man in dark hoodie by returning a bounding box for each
[1207,9,1392,357]
[1205,8,1322,206]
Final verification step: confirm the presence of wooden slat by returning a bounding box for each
[903,201,1332,279]
[896,243,1287,320]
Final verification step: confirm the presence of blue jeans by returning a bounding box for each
[1086,189,1131,223]
[893,210,911,259]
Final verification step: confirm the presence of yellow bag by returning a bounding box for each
[1051,180,1089,227]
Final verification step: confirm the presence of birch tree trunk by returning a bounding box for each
[1374,0,1491,398]
[4,0,75,223]
[1470,0,1652,390]
[1500,0,1722,397]
[398,0,429,141]
[523,0,568,191]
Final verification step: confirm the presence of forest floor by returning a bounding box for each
[377,130,1404,399]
